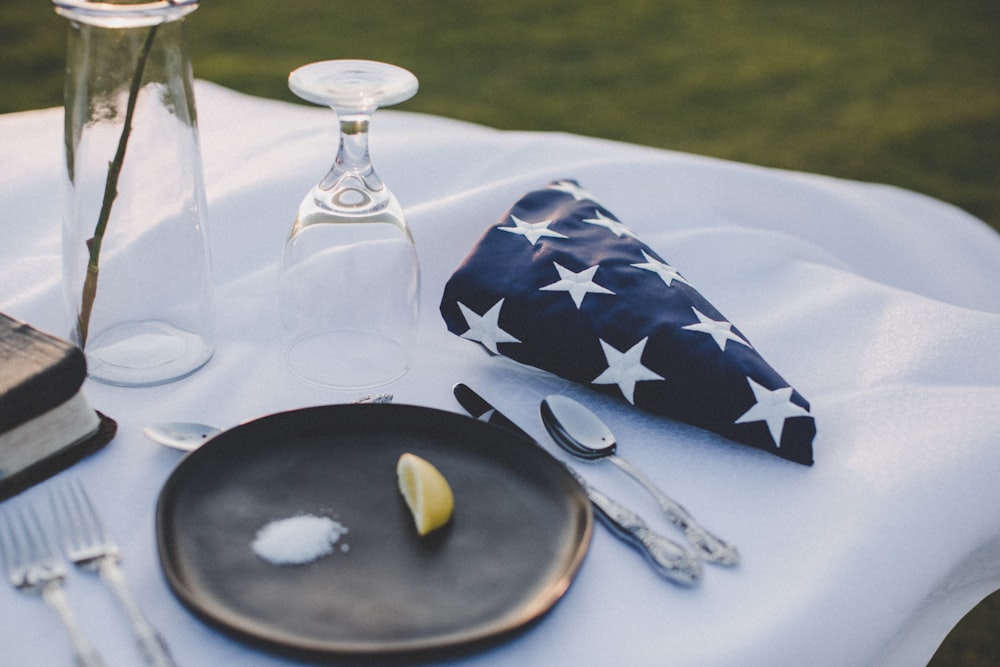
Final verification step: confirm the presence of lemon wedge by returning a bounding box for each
[396,452,454,536]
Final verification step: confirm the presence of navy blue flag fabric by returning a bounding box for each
[440,180,816,465]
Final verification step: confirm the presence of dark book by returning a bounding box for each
[0,312,115,499]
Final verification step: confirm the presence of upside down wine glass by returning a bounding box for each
[279,60,420,388]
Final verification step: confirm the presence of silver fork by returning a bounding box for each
[52,479,177,667]
[0,502,105,667]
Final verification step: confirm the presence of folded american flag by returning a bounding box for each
[440,180,816,465]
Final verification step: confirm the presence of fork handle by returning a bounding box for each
[98,559,177,667]
[41,581,105,667]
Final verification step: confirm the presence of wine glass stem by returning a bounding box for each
[325,110,383,193]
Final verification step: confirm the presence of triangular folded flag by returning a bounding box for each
[440,180,816,465]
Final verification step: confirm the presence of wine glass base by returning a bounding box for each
[288,59,418,110]
[286,329,409,389]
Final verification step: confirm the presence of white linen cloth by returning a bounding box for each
[1,81,999,666]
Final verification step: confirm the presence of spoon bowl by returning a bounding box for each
[143,422,221,451]
[540,395,616,460]
[144,393,394,452]
[540,394,739,566]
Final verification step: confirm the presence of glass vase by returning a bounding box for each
[55,0,215,386]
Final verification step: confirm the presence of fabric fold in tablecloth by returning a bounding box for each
[440,180,816,464]
[5,83,1000,667]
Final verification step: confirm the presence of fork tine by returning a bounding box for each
[0,507,18,573]
[52,478,112,559]
[72,478,110,548]
[0,506,33,575]
[21,505,54,564]
[16,506,38,563]
[52,480,80,554]
[18,505,56,580]
[52,482,73,553]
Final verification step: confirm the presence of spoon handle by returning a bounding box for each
[565,468,702,585]
[609,455,739,566]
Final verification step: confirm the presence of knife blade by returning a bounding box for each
[452,383,702,585]
[453,382,528,436]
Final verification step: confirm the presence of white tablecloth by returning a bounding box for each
[1,81,999,666]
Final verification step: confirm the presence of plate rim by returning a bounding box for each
[155,403,593,661]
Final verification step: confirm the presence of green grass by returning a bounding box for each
[2,2,999,661]
[4,0,998,231]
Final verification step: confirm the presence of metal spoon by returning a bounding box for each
[144,393,394,451]
[143,422,220,451]
[540,394,738,565]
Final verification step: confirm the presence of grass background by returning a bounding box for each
[3,0,998,232]
[2,1,998,663]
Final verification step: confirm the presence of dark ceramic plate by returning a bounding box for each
[156,403,592,662]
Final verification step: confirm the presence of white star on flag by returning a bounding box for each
[582,210,637,238]
[631,249,690,287]
[734,377,811,447]
[548,180,596,202]
[458,299,521,354]
[540,262,615,308]
[498,215,568,245]
[682,307,751,351]
[592,337,665,404]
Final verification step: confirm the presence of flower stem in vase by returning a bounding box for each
[76,24,159,347]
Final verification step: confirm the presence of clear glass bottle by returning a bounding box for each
[55,0,215,386]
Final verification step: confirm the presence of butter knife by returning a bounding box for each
[453,383,702,585]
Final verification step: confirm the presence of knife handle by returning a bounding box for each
[569,470,702,585]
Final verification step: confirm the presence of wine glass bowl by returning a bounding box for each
[279,60,419,389]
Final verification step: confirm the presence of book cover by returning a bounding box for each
[0,312,116,499]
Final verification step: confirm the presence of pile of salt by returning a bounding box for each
[252,514,348,565]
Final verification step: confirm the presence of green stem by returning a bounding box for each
[76,24,160,347]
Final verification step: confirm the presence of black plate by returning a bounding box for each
[156,404,593,662]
